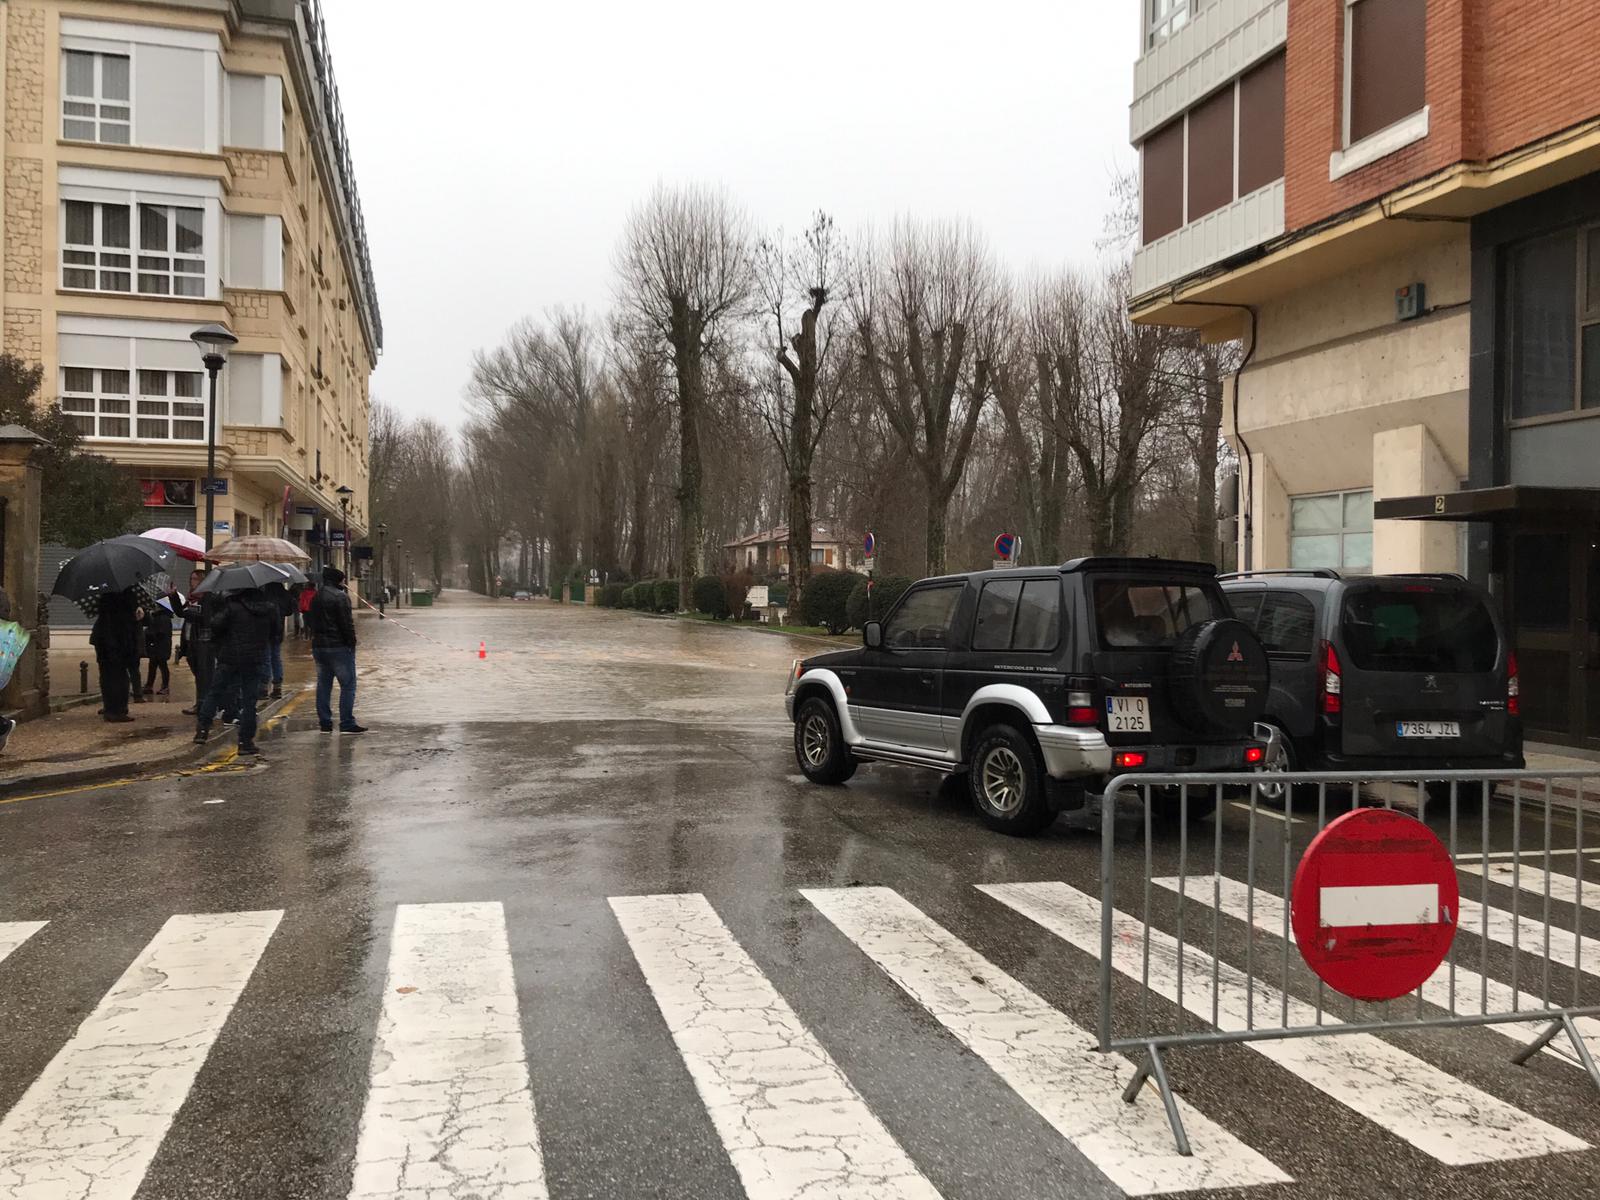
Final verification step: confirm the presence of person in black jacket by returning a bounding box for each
[194,587,278,754]
[177,568,213,716]
[263,580,294,700]
[143,585,178,697]
[308,565,365,733]
[90,588,140,723]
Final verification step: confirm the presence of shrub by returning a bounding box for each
[692,574,730,619]
[799,570,858,634]
[633,581,656,610]
[654,578,680,612]
[722,569,753,620]
[846,574,914,631]
[617,585,633,609]
[600,582,625,608]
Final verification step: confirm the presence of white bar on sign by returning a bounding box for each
[1320,883,1440,927]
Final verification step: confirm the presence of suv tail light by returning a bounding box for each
[1321,641,1342,716]
[1508,650,1520,717]
[1114,750,1147,769]
[1244,745,1265,765]
[1065,688,1099,726]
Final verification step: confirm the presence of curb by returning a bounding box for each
[0,688,305,801]
[621,609,852,648]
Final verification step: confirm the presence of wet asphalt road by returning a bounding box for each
[2,591,1599,1199]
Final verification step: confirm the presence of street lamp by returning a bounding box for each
[335,485,354,574]
[377,521,388,611]
[394,538,404,608]
[190,323,238,552]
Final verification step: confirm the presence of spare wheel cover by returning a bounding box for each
[1169,618,1270,734]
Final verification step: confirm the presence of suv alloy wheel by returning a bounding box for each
[793,696,857,785]
[968,724,1055,835]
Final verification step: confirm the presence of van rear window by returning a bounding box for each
[1093,580,1215,649]
[1340,588,1497,672]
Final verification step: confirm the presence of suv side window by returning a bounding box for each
[972,578,1061,651]
[882,584,964,649]
[1256,592,1316,656]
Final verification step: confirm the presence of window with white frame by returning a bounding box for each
[62,201,204,296]
[60,366,205,443]
[1290,489,1373,571]
[62,50,130,144]
[1146,0,1197,50]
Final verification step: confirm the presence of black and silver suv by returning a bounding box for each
[785,557,1271,835]
[1219,569,1523,794]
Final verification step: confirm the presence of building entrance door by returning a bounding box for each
[1511,529,1600,749]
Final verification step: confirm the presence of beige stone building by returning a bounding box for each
[1,0,379,574]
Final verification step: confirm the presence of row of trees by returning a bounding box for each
[378,183,1236,607]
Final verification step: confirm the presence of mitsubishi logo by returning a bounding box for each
[1424,674,1439,691]
[1227,641,1245,663]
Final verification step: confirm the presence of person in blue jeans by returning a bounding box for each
[308,565,366,734]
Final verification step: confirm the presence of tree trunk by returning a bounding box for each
[669,296,705,611]
[788,473,812,597]
[782,302,819,605]
[925,475,949,575]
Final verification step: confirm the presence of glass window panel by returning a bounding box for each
[174,276,203,297]
[63,119,95,140]
[1093,580,1215,650]
[1583,323,1600,409]
[140,205,168,251]
[173,420,204,440]
[137,401,166,416]
[64,51,95,96]
[139,274,171,295]
[139,370,167,394]
[63,101,94,117]
[1509,230,1577,419]
[65,414,94,436]
[1290,533,1342,569]
[137,418,167,439]
[64,201,94,245]
[174,208,203,254]
[1013,580,1061,651]
[101,122,129,145]
[1290,494,1342,533]
[102,252,129,267]
[63,367,95,391]
[1343,533,1374,570]
[973,580,1020,650]
[882,585,964,649]
[99,417,129,438]
[101,370,129,393]
[101,105,130,122]
[173,402,203,418]
[63,268,94,289]
[100,397,129,415]
[1342,489,1374,529]
[62,250,94,267]
[61,395,94,412]
[175,258,204,274]
[1588,228,1600,317]
[101,54,129,101]
[1257,593,1316,656]
[101,205,129,247]
[174,373,201,398]
[100,270,130,291]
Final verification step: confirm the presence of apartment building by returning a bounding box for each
[2,0,379,574]
[1129,0,1600,749]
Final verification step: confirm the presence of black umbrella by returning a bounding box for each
[193,561,293,596]
[51,535,180,603]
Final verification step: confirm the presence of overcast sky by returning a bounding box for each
[320,1,1136,427]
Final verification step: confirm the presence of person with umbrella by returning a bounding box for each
[91,587,141,722]
[192,563,286,754]
[143,582,179,697]
[176,568,212,714]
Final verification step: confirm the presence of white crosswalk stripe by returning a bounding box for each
[348,902,547,1199]
[1460,860,1600,913]
[0,920,46,966]
[611,892,942,1200]
[1455,894,1600,982]
[980,881,1588,1166]
[804,885,1292,1195]
[0,910,281,1200]
[1153,873,1600,1069]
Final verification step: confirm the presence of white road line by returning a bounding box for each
[803,886,1289,1195]
[1154,874,1600,1069]
[0,910,281,1200]
[0,921,46,965]
[610,893,940,1200]
[981,882,1586,1166]
[1455,894,1600,983]
[1229,802,1302,824]
[1456,848,1600,861]
[1460,861,1600,913]
[349,902,546,1199]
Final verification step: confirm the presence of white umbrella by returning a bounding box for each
[142,526,207,561]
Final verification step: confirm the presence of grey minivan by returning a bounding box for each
[1219,570,1523,790]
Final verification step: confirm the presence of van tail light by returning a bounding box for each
[1508,651,1520,717]
[1244,745,1265,765]
[1321,641,1342,716]
[1065,689,1099,726]
[1114,750,1147,769]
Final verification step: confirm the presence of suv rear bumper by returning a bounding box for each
[1035,725,1113,778]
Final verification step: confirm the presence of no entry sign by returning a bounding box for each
[1290,808,1459,1002]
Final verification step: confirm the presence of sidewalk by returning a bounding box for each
[1,637,317,794]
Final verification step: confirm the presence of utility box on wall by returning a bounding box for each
[1396,282,1426,321]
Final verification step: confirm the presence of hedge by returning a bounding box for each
[692,574,730,619]
[846,574,914,631]
[799,570,857,635]
[654,578,681,612]
[600,582,625,608]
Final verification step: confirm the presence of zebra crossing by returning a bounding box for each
[2,864,1599,1200]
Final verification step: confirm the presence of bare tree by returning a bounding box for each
[853,218,1001,574]
[754,212,850,605]
[615,184,754,608]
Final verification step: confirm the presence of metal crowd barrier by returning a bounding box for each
[1096,765,1600,1155]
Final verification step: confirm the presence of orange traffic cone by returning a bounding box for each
[478,640,487,660]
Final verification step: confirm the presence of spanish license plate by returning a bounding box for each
[1396,720,1460,738]
[1107,695,1151,733]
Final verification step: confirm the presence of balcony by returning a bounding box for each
[1131,177,1284,298]
[1132,0,1286,141]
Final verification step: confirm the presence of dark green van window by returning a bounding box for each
[972,578,1060,652]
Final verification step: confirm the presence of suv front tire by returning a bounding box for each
[968,723,1056,836]
[794,696,857,785]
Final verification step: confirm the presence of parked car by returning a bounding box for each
[785,557,1271,835]
[511,590,533,601]
[1218,569,1522,800]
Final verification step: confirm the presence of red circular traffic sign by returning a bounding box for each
[1290,808,1459,1002]
[863,531,876,556]
[994,532,1016,559]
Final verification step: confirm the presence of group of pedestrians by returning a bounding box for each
[89,563,365,754]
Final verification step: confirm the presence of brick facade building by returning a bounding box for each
[1129,0,1600,750]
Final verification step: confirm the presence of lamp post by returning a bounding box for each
[394,539,403,608]
[189,323,238,552]
[335,485,354,574]
[377,521,387,611]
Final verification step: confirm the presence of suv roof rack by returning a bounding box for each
[1385,572,1467,582]
[1216,568,1341,581]
[1060,556,1219,575]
